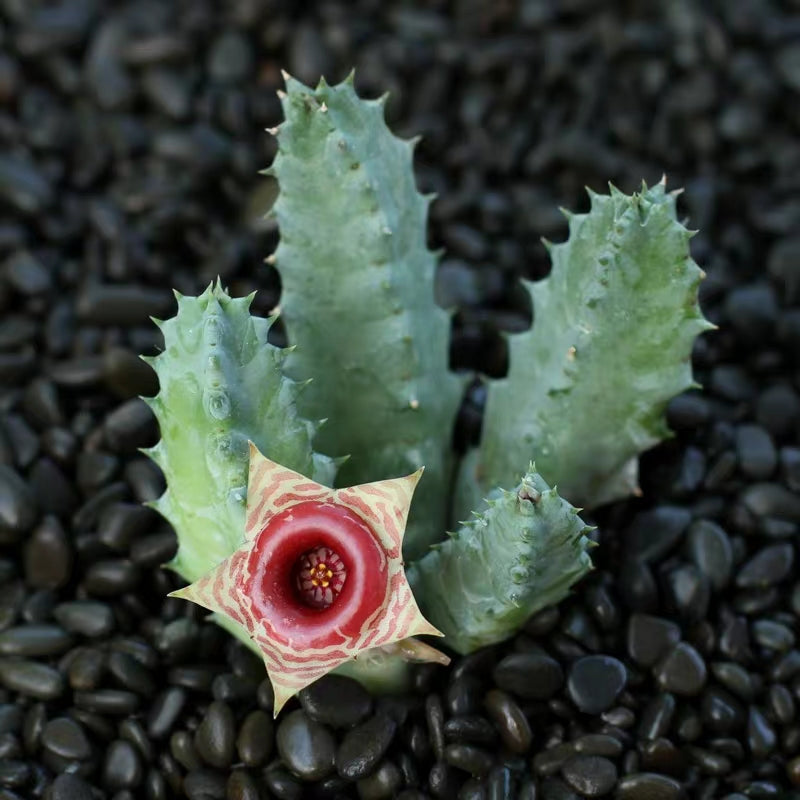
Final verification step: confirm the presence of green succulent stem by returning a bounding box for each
[455,180,713,520]
[408,466,593,655]
[268,73,464,562]
[142,281,336,584]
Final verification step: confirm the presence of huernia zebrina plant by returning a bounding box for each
[142,72,712,716]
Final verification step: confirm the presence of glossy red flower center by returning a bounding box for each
[294,545,347,608]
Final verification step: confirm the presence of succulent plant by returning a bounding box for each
[141,73,710,714]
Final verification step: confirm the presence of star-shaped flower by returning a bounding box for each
[170,442,447,715]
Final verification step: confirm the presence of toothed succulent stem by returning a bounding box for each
[269,74,464,561]
[455,181,713,519]
[142,280,336,585]
[408,466,593,655]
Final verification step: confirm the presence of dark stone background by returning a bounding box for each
[1,1,800,798]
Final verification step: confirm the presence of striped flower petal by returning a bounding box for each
[171,442,446,715]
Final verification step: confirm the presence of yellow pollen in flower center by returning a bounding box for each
[309,563,334,588]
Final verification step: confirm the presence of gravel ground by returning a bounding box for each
[1,1,800,799]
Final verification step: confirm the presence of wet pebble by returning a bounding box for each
[736,543,793,588]
[236,709,273,767]
[620,558,659,612]
[752,619,795,651]
[227,770,261,800]
[446,674,484,716]
[0,625,72,657]
[654,643,707,696]
[102,399,156,454]
[83,559,140,596]
[484,689,531,753]
[741,483,800,521]
[444,715,496,745]
[147,687,186,740]
[0,465,37,544]
[53,601,115,637]
[0,658,64,699]
[23,516,72,589]
[276,710,336,781]
[627,614,681,667]
[685,520,733,590]
[492,651,564,699]
[767,683,794,723]
[624,506,691,563]
[736,425,778,479]
[711,662,755,702]
[638,693,676,741]
[573,734,624,758]
[443,743,493,778]
[561,755,617,797]
[747,706,777,758]
[47,774,94,800]
[77,285,172,327]
[108,651,156,696]
[615,772,683,800]
[336,712,397,780]
[103,739,143,791]
[356,760,403,799]
[102,347,159,399]
[73,689,139,715]
[664,564,710,621]
[182,768,227,799]
[298,674,373,728]
[41,717,92,761]
[701,686,745,732]
[194,701,235,769]
[567,655,627,714]
[67,647,105,691]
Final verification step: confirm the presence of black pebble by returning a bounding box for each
[0,624,73,657]
[654,643,708,696]
[736,424,777,479]
[0,465,37,544]
[276,709,336,781]
[492,651,564,699]
[561,755,617,797]
[41,717,92,761]
[47,774,94,800]
[0,658,64,700]
[194,701,235,769]
[624,506,692,563]
[103,739,144,791]
[356,760,403,800]
[236,709,273,767]
[685,519,733,590]
[23,516,72,589]
[298,674,373,728]
[735,543,793,588]
[54,601,115,637]
[615,772,683,800]
[567,655,627,714]
[336,712,397,780]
